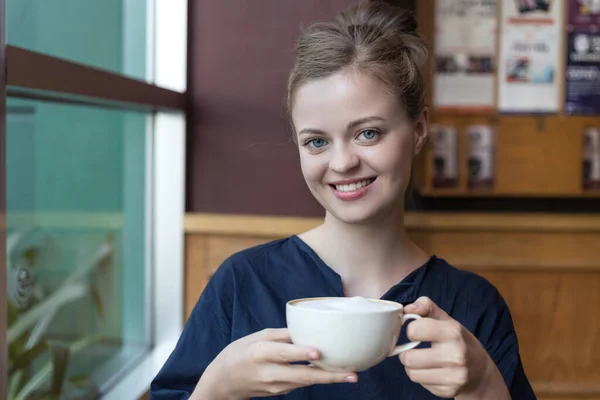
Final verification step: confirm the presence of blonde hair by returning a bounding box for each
[287,1,429,125]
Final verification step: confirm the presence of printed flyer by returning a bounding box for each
[498,0,562,113]
[568,0,600,31]
[433,0,497,112]
[565,32,600,114]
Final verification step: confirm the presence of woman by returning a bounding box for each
[151,2,536,399]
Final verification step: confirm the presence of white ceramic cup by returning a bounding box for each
[286,297,421,372]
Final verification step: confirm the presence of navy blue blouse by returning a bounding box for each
[151,236,536,399]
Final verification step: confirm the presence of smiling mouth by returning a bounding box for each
[329,178,376,193]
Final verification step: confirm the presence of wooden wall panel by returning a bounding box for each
[410,231,600,270]
[494,117,583,196]
[205,236,271,276]
[183,213,600,399]
[184,235,278,317]
[539,398,600,400]
[184,235,208,318]
[481,272,600,388]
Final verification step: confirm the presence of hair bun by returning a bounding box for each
[287,0,429,121]
[338,1,419,37]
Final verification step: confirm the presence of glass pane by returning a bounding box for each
[7,0,148,81]
[6,97,149,398]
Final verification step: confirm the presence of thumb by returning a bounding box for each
[404,296,449,320]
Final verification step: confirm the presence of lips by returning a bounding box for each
[332,178,375,192]
[329,178,376,201]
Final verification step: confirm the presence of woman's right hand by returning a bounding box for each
[192,328,358,399]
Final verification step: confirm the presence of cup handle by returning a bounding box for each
[388,313,422,357]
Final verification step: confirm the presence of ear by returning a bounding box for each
[413,107,429,156]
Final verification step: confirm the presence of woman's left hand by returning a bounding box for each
[399,296,511,400]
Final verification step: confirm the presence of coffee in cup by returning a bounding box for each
[286,296,421,372]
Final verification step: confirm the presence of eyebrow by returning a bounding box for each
[297,116,385,136]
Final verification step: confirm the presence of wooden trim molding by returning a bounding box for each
[184,212,600,272]
[184,213,322,237]
[406,212,600,232]
[532,382,600,397]
[184,212,600,236]
[6,46,186,111]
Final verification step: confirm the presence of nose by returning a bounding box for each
[329,144,360,173]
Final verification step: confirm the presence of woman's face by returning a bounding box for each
[291,69,427,224]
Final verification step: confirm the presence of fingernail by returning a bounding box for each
[308,351,319,360]
[345,375,357,383]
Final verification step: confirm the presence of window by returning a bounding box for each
[6,100,149,398]
[1,0,187,399]
[7,0,148,81]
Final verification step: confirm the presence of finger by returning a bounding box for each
[403,296,449,320]
[260,366,357,396]
[273,336,293,344]
[286,364,358,386]
[254,341,321,363]
[405,367,459,386]
[419,385,457,399]
[399,347,464,369]
[257,328,292,342]
[399,348,443,369]
[406,318,463,343]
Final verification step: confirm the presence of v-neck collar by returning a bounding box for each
[290,234,434,304]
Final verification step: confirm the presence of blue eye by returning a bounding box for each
[358,129,379,140]
[307,138,327,148]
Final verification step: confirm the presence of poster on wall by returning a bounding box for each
[497,0,562,113]
[433,0,497,112]
[467,125,496,189]
[565,32,600,114]
[430,125,459,188]
[583,127,600,189]
[568,0,600,31]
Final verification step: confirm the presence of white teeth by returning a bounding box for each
[335,179,373,192]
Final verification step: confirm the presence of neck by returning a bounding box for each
[322,208,409,265]
[306,206,428,297]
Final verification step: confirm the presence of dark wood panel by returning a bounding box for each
[7,46,185,111]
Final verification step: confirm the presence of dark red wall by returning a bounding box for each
[186,1,419,216]
[186,0,361,217]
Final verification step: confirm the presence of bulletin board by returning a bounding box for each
[414,0,600,198]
